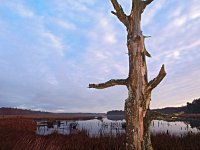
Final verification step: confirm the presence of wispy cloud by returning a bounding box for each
[142,0,167,27]
[0,0,200,112]
[2,1,35,18]
[53,19,76,30]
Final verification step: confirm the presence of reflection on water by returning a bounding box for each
[151,120,199,136]
[36,118,125,136]
[36,118,200,137]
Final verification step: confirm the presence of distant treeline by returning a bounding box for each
[186,98,200,113]
[154,98,200,114]
[0,107,51,115]
[0,107,104,117]
[107,110,124,116]
[107,98,200,115]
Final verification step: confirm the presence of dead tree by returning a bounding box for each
[89,0,166,149]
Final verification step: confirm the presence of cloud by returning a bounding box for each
[40,30,65,56]
[1,1,35,18]
[54,19,76,30]
[188,0,200,20]
[151,69,200,109]
[0,0,200,112]
[142,0,166,27]
[140,0,200,108]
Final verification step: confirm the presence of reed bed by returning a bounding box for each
[0,118,200,150]
[0,115,96,121]
[152,133,200,150]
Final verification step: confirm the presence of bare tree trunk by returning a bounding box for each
[143,110,153,150]
[89,0,166,150]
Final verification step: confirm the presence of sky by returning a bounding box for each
[0,0,200,113]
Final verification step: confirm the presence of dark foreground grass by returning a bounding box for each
[152,133,200,150]
[0,118,200,150]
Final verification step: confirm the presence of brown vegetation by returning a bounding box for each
[0,118,36,150]
[152,133,200,150]
[0,115,96,121]
[0,118,124,150]
[0,118,200,150]
[0,117,36,132]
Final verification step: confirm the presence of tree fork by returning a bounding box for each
[89,0,166,149]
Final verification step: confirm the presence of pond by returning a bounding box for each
[36,118,200,137]
[151,120,200,136]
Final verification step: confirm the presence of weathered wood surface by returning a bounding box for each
[89,0,166,149]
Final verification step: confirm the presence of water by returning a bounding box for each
[151,120,200,136]
[36,118,200,137]
[36,118,125,136]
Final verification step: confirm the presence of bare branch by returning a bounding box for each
[110,0,129,27]
[144,46,151,57]
[144,35,151,38]
[143,0,154,5]
[147,65,166,91]
[131,0,135,11]
[89,79,127,89]
[141,0,154,13]
[144,35,151,57]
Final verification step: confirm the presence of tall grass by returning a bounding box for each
[0,118,200,150]
[13,133,125,150]
[152,133,200,150]
[0,118,36,150]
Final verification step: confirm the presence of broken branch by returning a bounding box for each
[144,46,151,57]
[111,0,129,27]
[143,0,154,5]
[147,65,166,91]
[144,35,152,38]
[89,79,127,89]
[141,0,154,13]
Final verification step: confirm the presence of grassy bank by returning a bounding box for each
[0,118,200,150]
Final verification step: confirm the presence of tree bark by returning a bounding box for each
[89,0,166,150]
